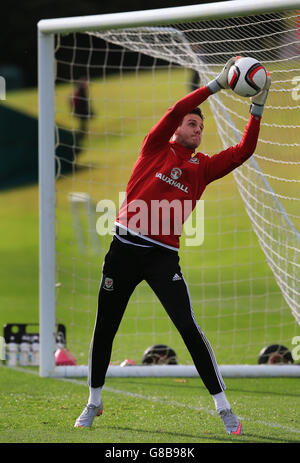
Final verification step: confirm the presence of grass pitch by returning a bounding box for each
[1,68,298,366]
[1,67,300,444]
[1,365,300,444]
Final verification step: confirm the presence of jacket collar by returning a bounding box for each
[170,140,194,160]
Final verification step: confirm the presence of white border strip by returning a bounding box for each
[50,364,300,378]
[38,30,56,378]
[38,0,300,34]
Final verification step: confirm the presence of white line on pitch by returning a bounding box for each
[3,365,300,435]
[59,375,300,435]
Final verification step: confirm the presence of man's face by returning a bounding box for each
[174,113,204,150]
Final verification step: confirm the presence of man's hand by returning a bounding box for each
[207,56,237,94]
[250,73,272,117]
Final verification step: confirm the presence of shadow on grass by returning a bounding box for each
[103,424,231,443]
[102,424,298,443]
[114,378,300,400]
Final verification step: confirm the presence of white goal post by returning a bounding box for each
[38,0,300,378]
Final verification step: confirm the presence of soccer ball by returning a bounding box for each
[227,56,267,97]
[142,344,178,365]
[258,344,294,365]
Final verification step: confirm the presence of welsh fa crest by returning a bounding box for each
[103,277,114,291]
[170,167,182,180]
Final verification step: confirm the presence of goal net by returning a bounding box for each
[38,0,300,377]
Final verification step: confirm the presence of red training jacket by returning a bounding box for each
[116,85,261,251]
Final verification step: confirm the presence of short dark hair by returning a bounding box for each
[190,107,204,120]
[178,107,204,127]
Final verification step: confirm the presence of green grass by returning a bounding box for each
[52,68,298,365]
[1,365,300,444]
[1,65,300,444]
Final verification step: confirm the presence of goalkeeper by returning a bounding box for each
[75,57,271,434]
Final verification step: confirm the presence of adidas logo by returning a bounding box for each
[172,273,182,281]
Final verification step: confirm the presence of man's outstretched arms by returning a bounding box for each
[203,73,272,184]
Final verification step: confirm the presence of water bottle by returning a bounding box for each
[31,335,40,366]
[7,337,18,366]
[19,335,30,366]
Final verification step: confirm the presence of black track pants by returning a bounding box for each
[88,237,226,395]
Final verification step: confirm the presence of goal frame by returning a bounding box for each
[38,0,300,378]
